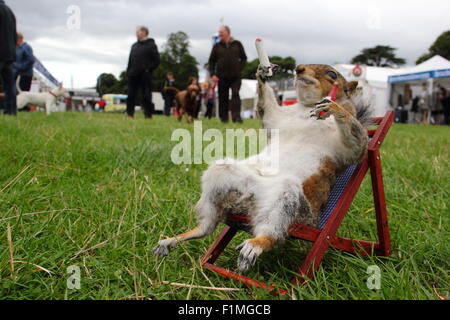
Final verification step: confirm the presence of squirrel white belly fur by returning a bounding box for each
[153,63,370,272]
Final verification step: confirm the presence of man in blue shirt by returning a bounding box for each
[15,32,35,91]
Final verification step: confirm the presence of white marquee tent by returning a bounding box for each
[333,64,397,117]
[334,55,450,117]
[387,55,450,124]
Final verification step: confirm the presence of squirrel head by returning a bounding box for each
[295,64,358,108]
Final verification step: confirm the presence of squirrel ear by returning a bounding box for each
[344,81,358,94]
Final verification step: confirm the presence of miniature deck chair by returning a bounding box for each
[200,110,395,295]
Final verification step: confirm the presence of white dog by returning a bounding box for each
[16,78,70,115]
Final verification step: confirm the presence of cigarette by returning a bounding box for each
[327,82,339,102]
[255,38,272,76]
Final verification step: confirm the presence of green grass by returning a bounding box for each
[0,111,448,300]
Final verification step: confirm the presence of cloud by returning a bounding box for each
[5,0,450,88]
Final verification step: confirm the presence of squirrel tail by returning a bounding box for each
[351,88,374,128]
[356,102,374,128]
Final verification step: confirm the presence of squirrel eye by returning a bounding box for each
[326,71,337,80]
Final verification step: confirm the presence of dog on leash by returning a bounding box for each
[165,84,201,123]
[16,77,70,115]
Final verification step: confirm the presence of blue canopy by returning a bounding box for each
[388,68,450,83]
[388,55,450,84]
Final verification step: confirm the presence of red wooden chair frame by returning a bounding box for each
[200,111,395,295]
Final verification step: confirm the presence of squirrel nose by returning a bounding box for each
[295,66,305,75]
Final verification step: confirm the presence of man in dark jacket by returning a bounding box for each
[208,25,247,123]
[15,32,35,92]
[0,0,17,116]
[126,26,160,119]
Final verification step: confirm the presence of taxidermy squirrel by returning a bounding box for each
[153,59,371,271]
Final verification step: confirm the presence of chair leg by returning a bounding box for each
[200,225,238,265]
[292,235,332,285]
[369,149,391,257]
[201,225,288,295]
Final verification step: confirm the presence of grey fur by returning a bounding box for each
[153,63,372,272]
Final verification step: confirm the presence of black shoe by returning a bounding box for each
[233,118,243,124]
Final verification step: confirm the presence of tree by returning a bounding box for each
[153,31,199,91]
[350,45,406,67]
[242,56,296,79]
[96,73,119,95]
[416,30,450,64]
[110,71,128,94]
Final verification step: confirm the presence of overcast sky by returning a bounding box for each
[6,0,450,88]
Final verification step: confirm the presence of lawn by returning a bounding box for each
[0,111,448,300]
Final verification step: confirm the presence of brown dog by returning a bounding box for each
[165,84,201,123]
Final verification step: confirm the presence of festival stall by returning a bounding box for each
[240,79,258,118]
[388,55,450,124]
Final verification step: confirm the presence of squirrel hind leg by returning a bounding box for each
[235,177,302,270]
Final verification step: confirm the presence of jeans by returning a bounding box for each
[126,72,154,118]
[205,99,214,119]
[218,77,242,122]
[164,95,174,116]
[0,62,17,116]
[16,74,32,91]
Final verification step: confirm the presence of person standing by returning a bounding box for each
[204,80,216,119]
[440,87,450,125]
[419,83,430,125]
[0,0,17,116]
[126,26,160,119]
[15,32,35,92]
[97,99,106,112]
[162,72,175,116]
[208,25,247,123]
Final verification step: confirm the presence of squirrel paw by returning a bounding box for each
[255,63,279,81]
[152,239,176,257]
[310,100,334,120]
[236,240,262,271]
[310,100,349,121]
